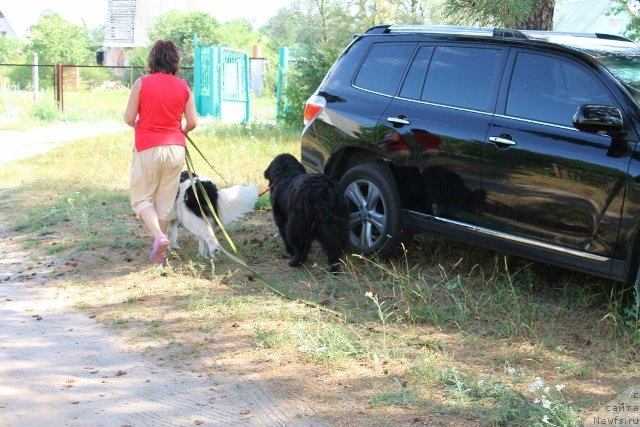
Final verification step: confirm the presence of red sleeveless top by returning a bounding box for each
[135,73,190,152]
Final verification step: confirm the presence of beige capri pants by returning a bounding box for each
[130,145,185,221]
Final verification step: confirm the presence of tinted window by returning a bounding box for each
[400,47,434,99]
[354,44,415,95]
[506,52,613,126]
[422,47,503,111]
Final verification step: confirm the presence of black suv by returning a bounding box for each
[300,24,640,284]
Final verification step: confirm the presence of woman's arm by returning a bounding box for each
[123,78,142,127]
[182,89,198,134]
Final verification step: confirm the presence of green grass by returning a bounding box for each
[0,87,279,130]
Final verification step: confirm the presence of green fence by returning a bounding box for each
[194,38,250,123]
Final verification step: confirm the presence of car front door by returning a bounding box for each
[479,49,635,262]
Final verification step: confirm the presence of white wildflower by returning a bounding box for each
[542,398,551,409]
[364,292,373,298]
[555,384,565,392]
[542,415,550,424]
[544,386,550,394]
[507,367,516,375]
[534,398,540,404]
[528,377,543,393]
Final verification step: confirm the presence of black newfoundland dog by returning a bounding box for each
[264,153,348,272]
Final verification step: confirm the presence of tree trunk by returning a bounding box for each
[519,0,555,30]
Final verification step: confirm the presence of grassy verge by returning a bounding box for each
[1,122,639,426]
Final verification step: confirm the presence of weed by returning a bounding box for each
[291,322,367,364]
[364,291,393,355]
[370,377,419,407]
[254,324,292,349]
[554,360,593,378]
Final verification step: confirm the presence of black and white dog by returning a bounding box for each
[264,153,348,272]
[167,171,258,258]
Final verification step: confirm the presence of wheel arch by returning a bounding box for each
[324,146,386,181]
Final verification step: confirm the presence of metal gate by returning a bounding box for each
[194,41,250,123]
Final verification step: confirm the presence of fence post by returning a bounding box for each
[32,53,39,103]
[55,63,64,112]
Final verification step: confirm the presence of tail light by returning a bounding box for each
[303,94,326,125]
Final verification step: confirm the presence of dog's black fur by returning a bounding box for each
[180,171,219,218]
[264,153,349,272]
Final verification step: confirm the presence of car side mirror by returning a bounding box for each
[573,104,625,137]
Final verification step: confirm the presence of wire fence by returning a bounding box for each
[0,63,194,111]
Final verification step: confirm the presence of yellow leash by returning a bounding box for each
[182,136,343,319]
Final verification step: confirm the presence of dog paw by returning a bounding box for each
[329,263,342,274]
[288,258,303,267]
[200,246,221,259]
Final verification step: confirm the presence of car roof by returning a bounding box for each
[363,24,640,58]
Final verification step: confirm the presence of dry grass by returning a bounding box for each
[1,123,639,426]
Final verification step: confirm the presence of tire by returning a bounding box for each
[338,163,404,258]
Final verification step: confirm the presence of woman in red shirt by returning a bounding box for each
[124,40,198,264]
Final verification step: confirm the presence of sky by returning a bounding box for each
[1,0,293,38]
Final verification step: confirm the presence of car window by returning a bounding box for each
[506,52,613,126]
[354,43,416,96]
[420,46,504,112]
[399,47,434,99]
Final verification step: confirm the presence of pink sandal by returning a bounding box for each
[148,237,169,264]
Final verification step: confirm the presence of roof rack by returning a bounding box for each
[521,29,632,42]
[383,24,531,39]
[376,24,632,42]
[385,24,499,37]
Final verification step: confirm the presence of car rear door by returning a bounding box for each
[479,49,634,268]
[378,43,508,225]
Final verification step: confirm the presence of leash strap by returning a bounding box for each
[183,136,343,320]
[184,148,237,253]
[185,133,230,187]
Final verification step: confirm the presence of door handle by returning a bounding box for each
[489,136,516,146]
[387,116,410,126]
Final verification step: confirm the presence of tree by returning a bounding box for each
[0,34,23,63]
[26,11,93,65]
[219,18,261,53]
[609,0,640,40]
[147,11,224,68]
[443,0,554,30]
[261,0,449,126]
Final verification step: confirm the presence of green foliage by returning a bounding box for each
[443,0,536,27]
[147,11,224,68]
[32,101,60,122]
[269,0,361,127]
[26,11,93,65]
[266,0,448,127]
[219,18,261,53]
[280,48,340,127]
[0,34,24,63]
[0,35,26,87]
[609,0,640,41]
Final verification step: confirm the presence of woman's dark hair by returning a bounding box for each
[148,40,180,75]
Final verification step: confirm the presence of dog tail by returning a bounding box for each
[216,184,259,226]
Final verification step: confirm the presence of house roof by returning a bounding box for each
[554,0,631,35]
[0,9,18,37]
